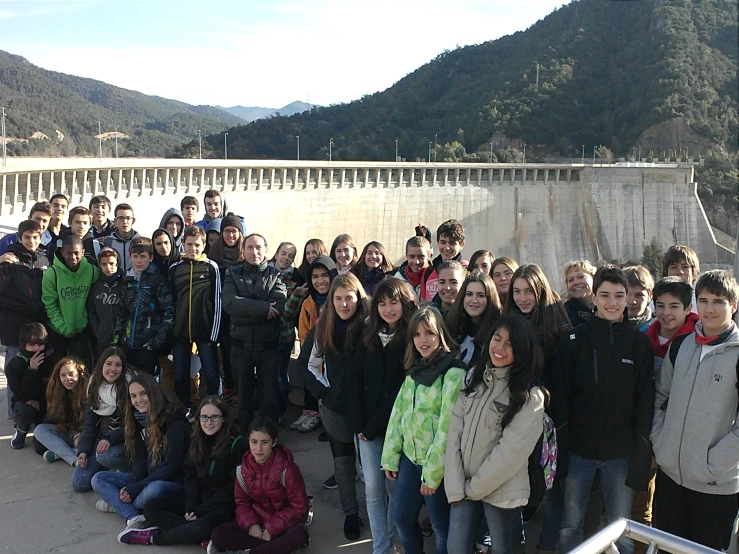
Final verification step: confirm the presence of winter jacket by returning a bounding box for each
[380,350,466,489]
[183,435,247,516]
[92,218,115,240]
[564,297,593,328]
[169,255,221,343]
[287,255,338,343]
[115,264,174,351]
[127,409,191,500]
[275,265,303,344]
[77,387,127,457]
[352,267,387,296]
[87,270,124,350]
[651,326,739,495]
[104,230,141,273]
[0,230,52,255]
[0,243,49,346]
[420,252,464,302]
[42,251,99,337]
[445,364,545,507]
[645,312,699,374]
[556,315,655,490]
[159,208,185,252]
[5,348,55,407]
[222,259,286,350]
[234,444,309,538]
[348,334,407,441]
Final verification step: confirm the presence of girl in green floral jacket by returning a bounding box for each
[381,306,466,554]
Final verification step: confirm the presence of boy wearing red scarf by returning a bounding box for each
[650,270,739,550]
[393,236,431,298]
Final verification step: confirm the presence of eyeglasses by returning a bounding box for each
[116,216,133,222]
[199,415,223,423]
[222,229,239,236]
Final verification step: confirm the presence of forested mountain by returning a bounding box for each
[0,51,246,157]
[218,101,313,122]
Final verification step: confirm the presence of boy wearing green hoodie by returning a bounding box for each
[42,235,99,365]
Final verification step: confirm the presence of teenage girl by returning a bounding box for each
[73,346,132,492]
[445,273,502,367]
[469,250,495,276]
[33,356,88,465]
[352,241,394,295]
[118,396,247,546]
[207,416,310,554]
[330,233,359,275]
[445,315,546,554]
[298,273,369,540]
[490,257,519,307]
[349,278,418,554]
[296,238,328,283]
[562,260,596,327]
[381,306,467,554]
[92,372,190,532]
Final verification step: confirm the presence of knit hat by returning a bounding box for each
[221,213,244,235]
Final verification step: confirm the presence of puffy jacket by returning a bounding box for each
[555,315,654,490]
[445,365,545,506]
[222,259,286,350]
[104,230,141,273]
[169,255,221,343]
[0,243,49,345]
[235,444,309,538]
[42,251,99,337]
[380,351,466,489]
[115,264,174,350]
[87,270,124,349]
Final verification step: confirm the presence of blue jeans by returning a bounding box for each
[278,342,292,417]
[538,477,564,549]
[4,345,19,418]
[172,341,220,409]
[34,423,77,465]
[392,453,450,554]
[72,442,129,492]
[560,454,635,554]
[358,436,398,554]
[447,499,522,554]
[91,470,184,522]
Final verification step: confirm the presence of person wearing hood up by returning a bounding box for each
[195,190,247,235]
[87,247,125,358]
[205,218,221,255]
[160,208,185,253]
[152,229,181,278]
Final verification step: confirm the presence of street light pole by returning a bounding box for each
[593,146,597,165]
[582,145,585,165]
[329,138,333,162]
[197,130,202,159]
[523,143,526,163]
[394,139,398,162]
[434,133,437,162]
[296,136,300,161]
[98,121,102,161]
[1,105,6,167]
[224,132,228,160]
[428,142,432,163]
[115,126,119,159]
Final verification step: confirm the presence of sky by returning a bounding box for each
[1,0,566,109]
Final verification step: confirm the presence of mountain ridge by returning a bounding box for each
[217,101,313,123]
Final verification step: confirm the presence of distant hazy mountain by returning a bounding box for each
[218,101,313,122]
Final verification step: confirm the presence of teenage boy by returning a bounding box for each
[115,237,174,375]
[87,247,124,358]
[661,245,700,313]
[56,206,101,264]
[6,323,55,449]
[169,226,221,411]
[625,265,656,332]
[180,196,199,227]
[420,219,466,301]
[222,233,287,431]
[104,203,140,273]
[557,265,654,554]
[47,194,69,243]
[0,201,53,256]
[89,195,115,239]
[195,190,226,229]
[393,236,431,298]
[159,208,185,252]
[42,235,99,365]
[650,270,739,550]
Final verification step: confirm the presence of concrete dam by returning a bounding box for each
[0,159,733,288]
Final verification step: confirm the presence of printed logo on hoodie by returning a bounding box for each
[61,284,91,300]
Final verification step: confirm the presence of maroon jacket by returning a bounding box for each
[234,444,309,537]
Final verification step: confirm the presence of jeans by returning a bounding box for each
[560,454,635,554]
[33,423,77,465]
[172,341,220,409]
[447,499,522,554]
[91,470,184,522]
[392,453,450,554]
[4,345,19,418]
[72,442,128,492]
[538,477,564,550]
[358,436,397,554]
[231,344,280,431]
[277,341,292,417]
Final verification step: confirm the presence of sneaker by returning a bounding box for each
[344,513,363,541]
[323,474,337,490]
[298,413,321,433]
[185,409,196,424]
[317,430,329,442]
[290,412,309,431]
[96,499,117,513]
[206,541,218,554]
[10,428,27,449]
[43,450,61,463]
[126,514,147,529]
[117,526,159,545]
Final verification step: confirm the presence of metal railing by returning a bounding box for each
[0,223,14,238]
[567,519,723,554]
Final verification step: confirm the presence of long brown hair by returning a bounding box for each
[208,226,246,265]
[363,278,418,351]
[46,357,88,434]
[88,346,132,412]
[330,233,359,269]
[298,238,328,281]
[124,373,182,465]
[445,272,502,349]
[315,273,369,357]
[354,241,395,275]
[188,396,239,465]
[404,306,459,369]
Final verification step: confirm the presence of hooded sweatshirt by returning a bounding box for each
[288,255,338,343]
[87,267,124,349]
[104,228,141,273]
[42,251,99,337]
[195,196,230,229]
[645,312,699,373]
[651,323,739,495]
[152,229,181,277]
[159,208,185,252]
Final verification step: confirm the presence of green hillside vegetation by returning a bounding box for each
[0,51,245,157]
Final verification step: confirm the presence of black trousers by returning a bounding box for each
[231,344,280,431]
[119,344,159,376]
[144,497,231,546]
[653,469,738,551]
[13,400,41,432]
[47,329,91,368]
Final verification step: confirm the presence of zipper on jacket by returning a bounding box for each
[188,261,194,343]
[131,279,141,348]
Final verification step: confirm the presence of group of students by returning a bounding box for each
[1,190,738,554]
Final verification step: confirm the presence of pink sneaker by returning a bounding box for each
[117,527,159,545]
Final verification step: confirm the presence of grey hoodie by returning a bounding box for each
[159,208,185,252]
[651,325,739,494]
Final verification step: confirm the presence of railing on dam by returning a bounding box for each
[0,160,586,215]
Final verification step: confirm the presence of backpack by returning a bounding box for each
[525,411,558,511]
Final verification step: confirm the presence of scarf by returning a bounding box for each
[409,349,460,386]
[314,292,328,307]
[115,228,136,241]
[133,409,149,427]
[95,381,118,416]
[695,321,736,346]
[335,317,350,334]
[405,264,423,288]
[629,308,654,329]
[105,270,123,285]
[378,329,394,347]
[646,312,699,358]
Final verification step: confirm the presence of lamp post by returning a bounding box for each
[114,126,119,159]
[329,138,333,162]
[224,132,228,160]
[1,105,7,167]
[197,130,202,159]
[434,133,437,162]
[523,143,526,163]
[296,136,300,161]
[490,142,494,161]
[98,121,102,161]
[582,145,585,165]
[593,146,597,165]
[428,142,432,163]
[394,139,398,162]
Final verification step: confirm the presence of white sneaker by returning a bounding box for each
[298,414,320,433]
[126,514,147,529]
[290,412,309,431]
[95,499,116,513]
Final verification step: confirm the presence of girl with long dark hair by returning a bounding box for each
[330,233,359,275]
[490,257,519,307]
[351,241,394,295]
